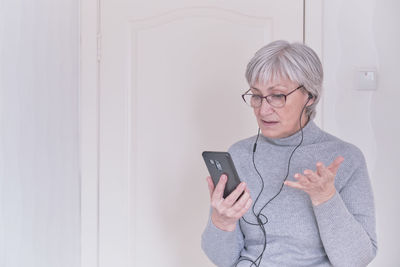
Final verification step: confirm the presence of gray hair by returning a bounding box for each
[245,40,323,119]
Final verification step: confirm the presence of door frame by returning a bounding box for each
[79,0,100,266]
[78,1,323,266]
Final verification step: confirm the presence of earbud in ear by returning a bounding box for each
[308,93,313,99]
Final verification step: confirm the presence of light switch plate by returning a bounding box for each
[354,69,378,91]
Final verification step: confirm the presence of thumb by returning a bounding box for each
[328,156,344,175]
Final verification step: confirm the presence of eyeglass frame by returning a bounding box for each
[241,85,305,108]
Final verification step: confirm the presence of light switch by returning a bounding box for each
[355,69,377,91]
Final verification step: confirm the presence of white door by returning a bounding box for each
[81,1,319,266]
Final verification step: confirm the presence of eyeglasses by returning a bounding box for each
[241,85,304,108]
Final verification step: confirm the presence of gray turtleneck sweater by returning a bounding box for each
[201,121,377,267]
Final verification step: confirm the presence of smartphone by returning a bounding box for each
[202,151,242,198]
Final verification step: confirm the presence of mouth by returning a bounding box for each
[260,119,279,126]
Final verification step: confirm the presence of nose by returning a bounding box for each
[258,98,275,115]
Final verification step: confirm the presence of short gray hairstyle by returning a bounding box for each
[245,40,323,119]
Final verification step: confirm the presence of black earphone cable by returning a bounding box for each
[235,95,312,267]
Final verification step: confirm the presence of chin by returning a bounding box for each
[260,130,284,139]
[258,126,282,139]
[257,120,285,139]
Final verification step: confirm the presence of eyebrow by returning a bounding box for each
[250,84,288,92]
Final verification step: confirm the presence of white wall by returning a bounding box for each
[322,0,400,265]
[0,1,80,267]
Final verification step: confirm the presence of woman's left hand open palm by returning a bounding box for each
[285,156,344,206]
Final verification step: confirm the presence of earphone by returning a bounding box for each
[235,94,312,267]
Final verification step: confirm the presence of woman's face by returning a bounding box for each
[251,79,313,139]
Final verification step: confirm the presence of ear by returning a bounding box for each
[306,93,314,106]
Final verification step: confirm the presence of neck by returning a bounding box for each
[260,120,322,147]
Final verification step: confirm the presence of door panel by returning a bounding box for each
[99,1,303,266]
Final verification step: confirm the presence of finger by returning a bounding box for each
[303,169,319,182]
[228,198,252,219]
[236,198,253,218]
[284,180,304,190]
[224,182,246,206]
[212,174,227,201]
[206,176,214,199]
[316,162,331,178]
[327,156,344,175]
[231,191,251,212]
[294,173,311,185]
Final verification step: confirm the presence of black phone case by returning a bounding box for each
[202,151,241,198]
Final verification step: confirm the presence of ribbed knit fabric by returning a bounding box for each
[201,121,377,267]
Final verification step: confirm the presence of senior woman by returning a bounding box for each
[201,40,377,267]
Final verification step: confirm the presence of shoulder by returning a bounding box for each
[228,135,257,155]
[317,130,369,190]
[320,131,366,166]
[226,135,258,168]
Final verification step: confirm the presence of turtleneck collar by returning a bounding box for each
[260,120,322,147]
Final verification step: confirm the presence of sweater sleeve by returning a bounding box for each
[201,214,244,267]
[313,153,378,266]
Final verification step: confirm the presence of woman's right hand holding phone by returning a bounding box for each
[207,174,252,232]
